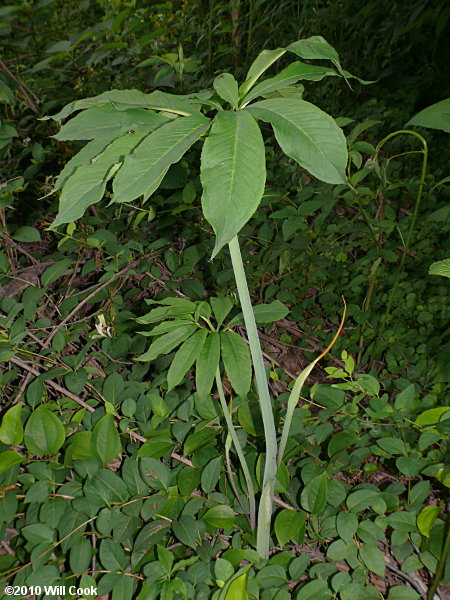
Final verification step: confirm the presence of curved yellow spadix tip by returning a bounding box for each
[315,296,347,364]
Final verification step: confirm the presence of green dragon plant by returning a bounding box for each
[46,35,358,558]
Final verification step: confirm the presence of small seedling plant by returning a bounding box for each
[47,36,358,558]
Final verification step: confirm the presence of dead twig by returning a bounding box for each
[8,355,94,412]
[0,233,40,265]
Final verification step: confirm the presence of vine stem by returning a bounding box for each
[228,235,277,558]
[371,130,428,361]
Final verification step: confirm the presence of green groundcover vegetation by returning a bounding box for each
[0,1,449,599]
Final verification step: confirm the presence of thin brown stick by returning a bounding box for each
[386,562,437,600]
[0,541,14,556]
[0,60,41,117]
[9,356,94,411]
[0,233,40,265]
[273,496,295,510]
[0,60,54,136]
[241,331,297,380]
[8,355,193,467]
[12,371,32,404]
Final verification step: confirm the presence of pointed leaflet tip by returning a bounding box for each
[201,111,266,259]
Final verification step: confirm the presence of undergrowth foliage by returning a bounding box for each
[0,2,449,600]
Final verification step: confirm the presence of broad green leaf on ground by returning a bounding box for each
[136,325,197,362]
[246,98,347,184]
[173,515,206,549]
[346,489,379,512]
[240,48,287,98]
[238,400,264,436]
[0,124,18,144]
[200,111,266,257]
[213,73,239,109]
[274,509,306,547]
[0,450,23,475]
[167,328,208,390]
[46,89,203,121]
[328,431,358,457]
[220,331,252,397]
[70,538,92,574]
[223,573,248,600]
[132,520,171,568]
[376,437,405,455]
[91,414,122,466]
[22,523,55,544]
[24,406,65,455]
[0,404,23,445]
[214,558,234,584]
[157,545,174,574]
[113,115,210,204]
[202,504,235,528]
[336,511,358,543]
[387,587,420,600]
[196,332,221,398]
[100,538,126,572]
[184,427,218,455]
[137,431,173,458]
[67,431,94,460]
[243,62,337,105]
[201,456,223,493]
[294,579,330,599]
[406,98,450,133]
[54,105,169,141]
[417,505,440,537]
[110,575,134,600]
[51,129,152,227]
[429,258,450,278]
[41,258,72,286]
[140,457,172,491]
[359,543,386,576]
[415,406,450,426]
[11,226,41,242]
[300,472,328,514]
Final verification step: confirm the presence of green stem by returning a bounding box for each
[371,130,428,361]
[427,512,450,600]
[245,0,254,63]
[224,433,251,527]
[215,368,256,530]
[357,256,381,364]
[208,0,213,77]
[228,235,277,558]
